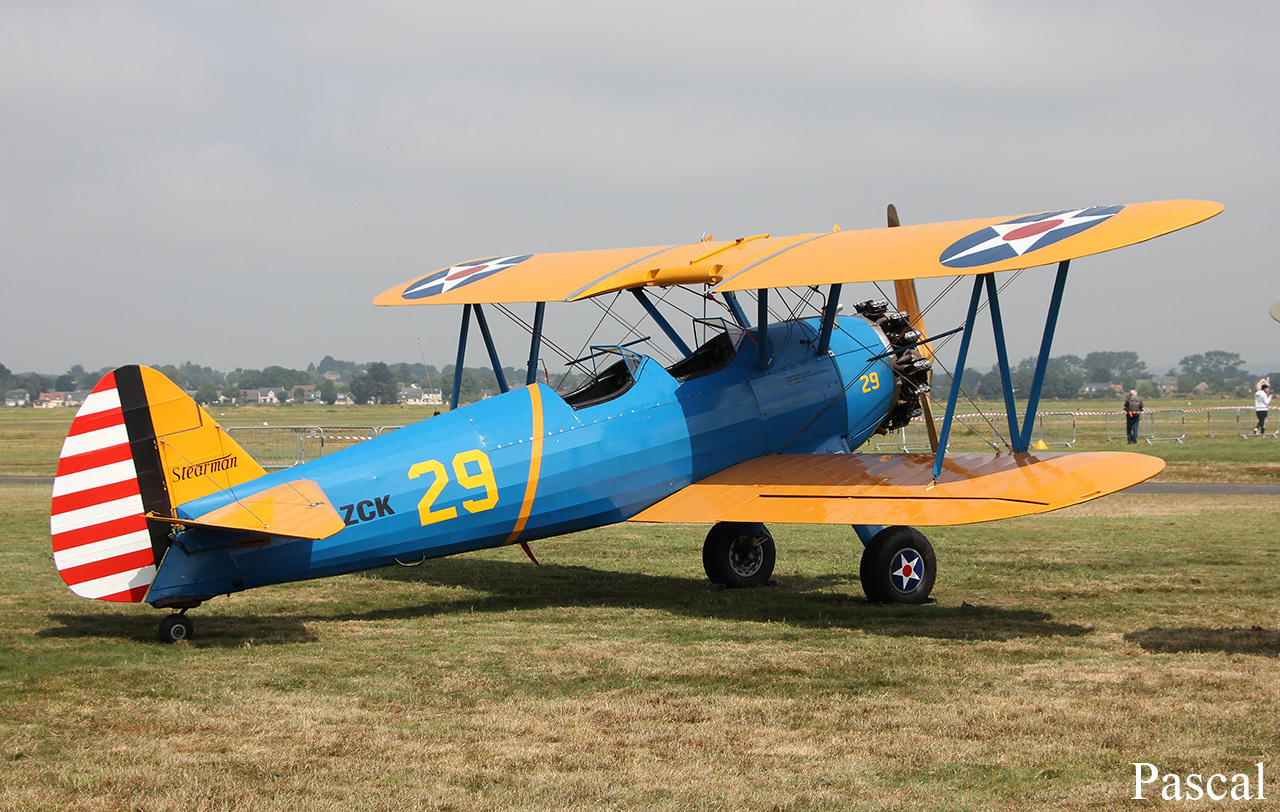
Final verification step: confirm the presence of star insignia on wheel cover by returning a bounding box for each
[401,254,534,300]
[891,549,923,593]
[939,205,1124,268]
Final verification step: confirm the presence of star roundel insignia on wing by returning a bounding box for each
[891,549,923,593]
[401,254,534,300]
[939,205,1125,269]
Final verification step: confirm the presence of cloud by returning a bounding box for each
[0,1,1274,374]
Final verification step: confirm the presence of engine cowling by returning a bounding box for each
[852,299,932,434]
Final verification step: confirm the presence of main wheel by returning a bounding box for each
[702,522,775,588]
[158,613,193,643]
[859,526,935,604]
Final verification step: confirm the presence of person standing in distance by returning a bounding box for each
[1123,389,1144,444]
[1255,380,1272,435]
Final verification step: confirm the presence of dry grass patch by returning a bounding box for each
[5,479,1280,811]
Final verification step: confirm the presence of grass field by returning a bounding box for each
[3,402,1279,810]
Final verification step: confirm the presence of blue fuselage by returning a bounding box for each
[147,316,896,603]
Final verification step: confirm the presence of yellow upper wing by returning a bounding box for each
[373,199,1221,306]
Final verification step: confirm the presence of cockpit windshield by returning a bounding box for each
[561,346,644,410]
[665,318,745,382]
[561,320,743,410]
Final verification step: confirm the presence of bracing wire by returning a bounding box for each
[922,352,1011,450]
[493,303,576,366]
[860,269,1038,452]
[763,286,823,368]
[586,293,680,365]
[154,437,304,584]
[552,292,621,391]
[157,438,272,526]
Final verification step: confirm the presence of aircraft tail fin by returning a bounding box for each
[50,366,267,602]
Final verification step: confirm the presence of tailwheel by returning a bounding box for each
[859,526,936,604]
[703,522,775,588]
[158,612,193,643]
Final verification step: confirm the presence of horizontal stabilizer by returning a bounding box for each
[629,451,1164,526]
[149,479,345,542]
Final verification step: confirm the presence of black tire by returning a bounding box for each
[158,613,193,643]
[859,526,935,604]
[702,522,775,588]
[859,531,889,604]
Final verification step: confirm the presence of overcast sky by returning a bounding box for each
[2,1,1275,379]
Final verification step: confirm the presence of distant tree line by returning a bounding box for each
[1,348,1267,407]
[0,355,587,407]
[932,349,1267,402]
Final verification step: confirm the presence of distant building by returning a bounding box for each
[1151,376,1178,395]
[240,387,285,405]
[4,390,29,408]
[397,386,444,405]
[290,384,319,402]
[35,392,66,408]
[1079,382,1112,395]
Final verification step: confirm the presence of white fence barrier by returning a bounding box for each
[228,425,404,469]
[230,406,1279,468]
[871,410,1076,451]
[1205,406,1278,438]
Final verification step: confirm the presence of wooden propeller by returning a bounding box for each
[888,204,939,453]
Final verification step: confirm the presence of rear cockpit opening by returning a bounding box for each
[562,346,643,410]
[665,318,745,382]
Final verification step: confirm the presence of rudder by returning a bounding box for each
[50,366,267,602]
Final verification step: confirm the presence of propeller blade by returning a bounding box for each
[888,204,939,453]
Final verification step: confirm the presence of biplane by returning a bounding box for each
[50,199,1222,642]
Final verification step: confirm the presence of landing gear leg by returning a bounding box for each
[158,611,194,643]
[703,522,776,588]
[859,526,936,604]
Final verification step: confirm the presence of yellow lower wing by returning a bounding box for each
[629,452,1163,526]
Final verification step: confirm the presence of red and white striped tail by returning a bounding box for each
[50,371,158,602]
